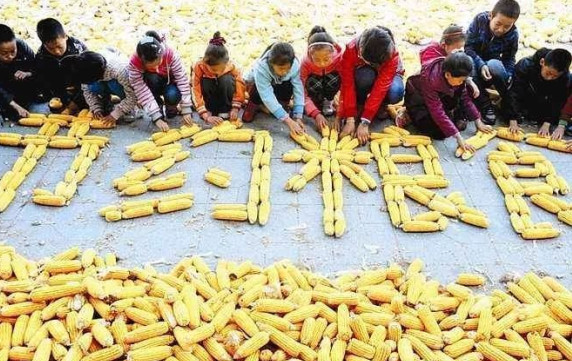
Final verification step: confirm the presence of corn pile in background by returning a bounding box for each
[0,247,572,361]
[2,0,570,80]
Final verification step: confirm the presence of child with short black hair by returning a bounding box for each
[191,32,245,126]
[128,30,193,131]
[337,26,405,144]
[63,49,138,127]
[404,52,493,152]
[300,26,343,131]
[35,18,87,114]
[465,0,520,125]
[503,48,571,140]
[243,42,305,135]
[0,24,37,121]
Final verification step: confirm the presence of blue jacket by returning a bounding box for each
[465,11,519,77]
[244,50,304,121]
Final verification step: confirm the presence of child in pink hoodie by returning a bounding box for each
[300,26,343,131]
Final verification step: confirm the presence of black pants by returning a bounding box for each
[501,92,561,127]
[201,73,235,114]
[405,79,465,140]
[306,72,341,105]
[143,73,182,109]
[249,80,293,105]
[0,76,41,120]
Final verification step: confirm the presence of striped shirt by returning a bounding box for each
[128,47,192,122]
[82,48,137,119]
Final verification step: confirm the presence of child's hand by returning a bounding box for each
[509,120,521,134]
[333,117,343,132]
[285,117,305,135]
[155,119,170,132]
[340,117,356,138]
[67,101,79,115]
[10,101,29,118]
[93,111,104,120]
[456,133,475,153]
[567,140,572,151]
[551,125,565,141]
[481,65,492,81]
[101,115,116,127]
[14,71,32,80]
[315,114,328,131]
[475,119,493,133]
[182,114,194,126]
[230,108,239,121]
[205,115,223,126]
[538,122,551,138]
[356,123,370,145]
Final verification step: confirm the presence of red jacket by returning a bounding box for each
[300,43,343,119]
[562,94,572,122]
[338,37,400,122]
[419,41,447,66]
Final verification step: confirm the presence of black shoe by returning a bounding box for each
[454,118,468,131]
[482,107,496,125]
[566,124,572,137]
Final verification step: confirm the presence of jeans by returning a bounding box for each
[355,66,404,106]
[473,59,510,108]
[143,73,181,107]
[87,79,126,99]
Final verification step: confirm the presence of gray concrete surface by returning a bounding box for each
[1,114,571,288]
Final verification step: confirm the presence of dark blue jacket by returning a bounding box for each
[0,39,35,107]
[465,11,519,77]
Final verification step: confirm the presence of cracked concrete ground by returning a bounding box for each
[1,112,571,288]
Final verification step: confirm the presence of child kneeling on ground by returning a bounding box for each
[404,52,493,153]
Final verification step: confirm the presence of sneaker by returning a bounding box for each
[454,118,468,131]
[218,113,230,120]
[322,99,335,116]
[165,105,179,119]
[395,108,411,128]
[242,102,259,123]
[482,107,496,125]
[123,107,144,123]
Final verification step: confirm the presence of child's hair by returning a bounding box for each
[544,49,572,73]
[265,42,296,66]
[359,27,395,67]
[204,31,229,66]
[492,0,521,20]
[440,25,466,45]
[442,52,473,77]
[62,51,106,84]
[136,30,164,63]
[0,24,15,43]
[36,18,65,43]
[308,26,335,51]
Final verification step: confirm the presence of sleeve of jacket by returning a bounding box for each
[169,52,192,115]
[191,63,206,115]
[461,85,481,121]
[464,16,486,72]
[290,63,305,118]
[81,83,103,115]
[561,93,572,122]
[253,67,288,121]
[0,85,14,108]
[128,61,162,122]
[110,67,137,120]
[421,78,459,138]
[502,31,519,77]
[338,47,358,119]
[19,40,36,71]
[231,65,246,108]
[544,79,569,125]
[33,53,53,98]
[361,53,398,121]
[300,60,321,119]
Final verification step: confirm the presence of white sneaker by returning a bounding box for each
[322,100,335,116]
[123,107,144,123]
[218,113,230,120]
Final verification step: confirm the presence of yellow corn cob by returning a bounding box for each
[205,172,231,188]
[157,198,193,214]
[458,213,489,228]
[82,345,124,361]
[212,209,248,221]
[521,228,560,240]
[127,346,173,361]
[0,189,16,212]
[122,205,154,219]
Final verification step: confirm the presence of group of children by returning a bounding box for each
[0,0,571,153]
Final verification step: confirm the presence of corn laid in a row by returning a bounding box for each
[99,192,194,221]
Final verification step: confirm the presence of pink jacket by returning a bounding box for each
[419,41,447,66]
[300,43,343,119]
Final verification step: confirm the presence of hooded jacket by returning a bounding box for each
[243,48,304,121]
[504,48,570,124]
[128,46,192,122]
[407,57,480,138]
[465,11,519,77]
[300,43,343,119]
[337,36,402,122]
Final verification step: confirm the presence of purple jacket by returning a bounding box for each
[409,57,480,137]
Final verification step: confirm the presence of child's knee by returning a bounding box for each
[87,81,105,95]
[487,59,508,79]
[355,67,377,93]
[164,85,181,105]
[386,77,405,104]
